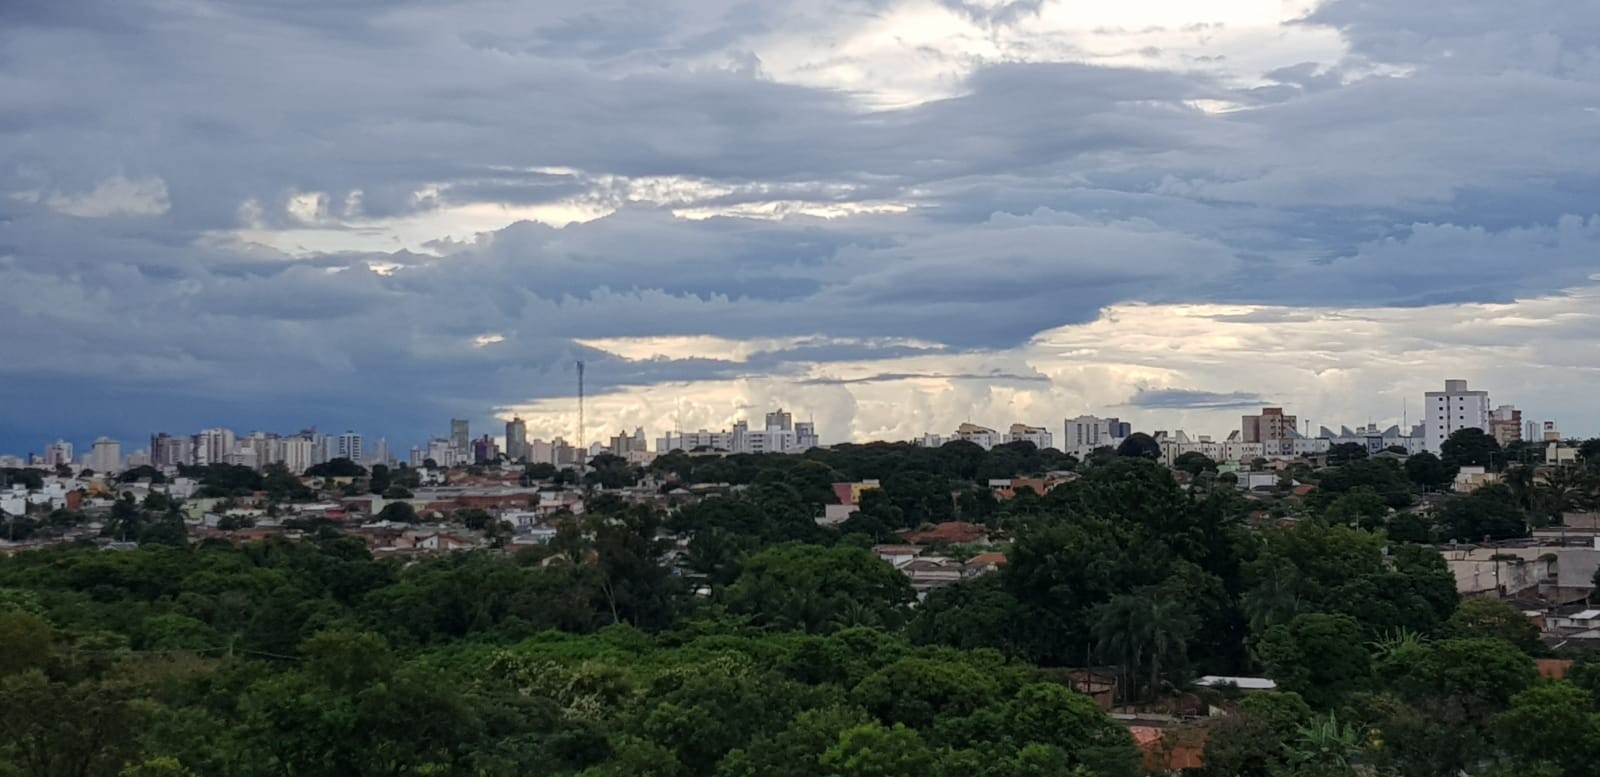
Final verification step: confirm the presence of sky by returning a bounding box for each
[3,0,1599,454]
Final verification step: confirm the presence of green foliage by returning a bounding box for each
[721,544,913,633]
[1439,484,1528,542]
[305,458,367,479]
[0,451,1571,776]
[1255,614,1370,708]
[1403,452,1457,492]
[1115,433,1161,460]
[1442,428,1502,470]
[1448,598,1543,655]
[1174,452,1218,476]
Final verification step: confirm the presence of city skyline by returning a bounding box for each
[4,1,1600,464]
[5,377,1581,470]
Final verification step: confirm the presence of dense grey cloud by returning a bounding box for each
[2,0,1598,450]
[1126,389,1274,411]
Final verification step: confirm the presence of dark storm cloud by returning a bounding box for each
[3,0,1600,449]
[1125,389,1273,410]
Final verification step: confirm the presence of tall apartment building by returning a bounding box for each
[608,428,648,456]
[472,434,499,464]
[277,436,315,474]
[192,428,235,466]
[765,409,793,431]
[450,419,470,453]
[336,431,364,462]
[149,433,192,468]
[426,438,454,467]
[1488,405,1523,447]
[1424,379,1491,452]
[1242,407,1298,457]
[505,417,527,461]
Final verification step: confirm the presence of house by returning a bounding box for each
[873,544,924,567]
[963,552,1007,577]
[900,521,989,546]
[1454,466,1502,493]
[818,503,856,526]
[1549,608,1600,632]
[901,556,963,596]
[989,473,1076,500]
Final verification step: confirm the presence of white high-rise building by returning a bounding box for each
[1424,379,1491,452]
[89,437,122,473]
[277,436,314,474]
[427,438,455,467]
[44,440,74,468]
[765,409,794,431]
[1063,416,1131,456]
[336,431,364,462]
[193,428,235,466]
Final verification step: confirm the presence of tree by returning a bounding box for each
[1326,443,1368,465]
[1255,614,1370,708]
[818,723,937,777]
[1442,428,1502,470]
[376,501,419,523]
[1439,484,1527,542]
[1174,452,1218,477]
[1493,682,1600,777]
[1448,598,1542,656]
[117,465,166,484]
[1405,452,1457,491]
[1283,713,1361,777]
[1116,433,1161,460]
[305,458,366,478]
[1319,487,1388,530]
[1381,637,1537,715]
[1202,692,1313,777]
[1581,439,1600,471]
[0,610,54,676]
[722,544,913,633]
[368,464,392,495]
[1092,592,1197,702]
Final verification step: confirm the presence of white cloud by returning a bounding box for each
[503,282,1600,443]
[46,175,170,218]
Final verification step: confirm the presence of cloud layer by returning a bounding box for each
[2,0,1598,450]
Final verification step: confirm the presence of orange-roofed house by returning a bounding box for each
[900,521,989,545]
[963,552,1007,578]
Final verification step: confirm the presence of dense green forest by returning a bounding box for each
[2,453,1599,776]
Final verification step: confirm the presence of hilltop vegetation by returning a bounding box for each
[0,451,1596,776]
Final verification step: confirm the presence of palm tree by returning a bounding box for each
[1284,713,1361,777]
[1367,628,1425,661]
[1093,593,1196,703]
[1242,558,1304,633]
[1092,595,1150,705]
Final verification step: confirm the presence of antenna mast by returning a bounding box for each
[585,358,592,466]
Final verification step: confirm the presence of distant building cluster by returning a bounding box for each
[0,380,1581,477]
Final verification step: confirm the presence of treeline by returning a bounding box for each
[0,458,1596,776]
